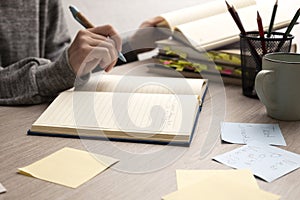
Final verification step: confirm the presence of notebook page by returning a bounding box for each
[78,74,206,96]
[33,91,199,135]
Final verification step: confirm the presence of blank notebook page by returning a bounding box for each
[34,91,199,135]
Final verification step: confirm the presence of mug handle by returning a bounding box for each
[255,70,277,110]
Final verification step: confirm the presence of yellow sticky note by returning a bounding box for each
[176,169,258,190]
[163,176,280,200]
[18,147,118,188]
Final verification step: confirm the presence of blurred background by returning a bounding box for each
[62,0,300,52]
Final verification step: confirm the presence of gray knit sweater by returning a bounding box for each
[0,0,76,105]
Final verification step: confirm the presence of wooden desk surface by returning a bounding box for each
[0,61,299,200]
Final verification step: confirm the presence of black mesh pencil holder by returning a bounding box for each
[239,31,294,98]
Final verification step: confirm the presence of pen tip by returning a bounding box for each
[69,5,79,18]
[118,52,127,62]
[225,1,231,9]
[69,5,78,13]
[257,11,261,18]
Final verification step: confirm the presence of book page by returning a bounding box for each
[77,74,207,97]
[159,0,256,30]
[33,91,199,137]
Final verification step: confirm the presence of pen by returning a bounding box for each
[267,0,278,38]
[276,8,300,52]
[257,11,267,55]
[69,5,127,62]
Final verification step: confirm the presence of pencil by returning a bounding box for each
[69,5,127,62]
[275,8,300,52]
[257,11,267,55]
[225,1,261,69]
[232,5,246,34]
[225,1,246,35]
[267,0,278,38]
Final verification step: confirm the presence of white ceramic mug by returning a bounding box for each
[255,53,300,120]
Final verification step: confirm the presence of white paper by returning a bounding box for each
[213,143,300,182]
[0,183,6,194]
[221,122,286,146]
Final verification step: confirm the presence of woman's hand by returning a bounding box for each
[68,24,122,75]
[129,16,170,53]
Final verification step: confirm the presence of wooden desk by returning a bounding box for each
[0,61,299,200]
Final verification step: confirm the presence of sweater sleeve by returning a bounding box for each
[0,0,85,105]
[0,49,77,105]
[44,0,71,62]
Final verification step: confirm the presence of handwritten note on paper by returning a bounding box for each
[221,122,286,146]
[213,143,300,182]
[0,183,6,194]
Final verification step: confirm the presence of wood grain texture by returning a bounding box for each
[0,61,299,200]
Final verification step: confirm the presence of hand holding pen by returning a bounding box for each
[68,5,125,75]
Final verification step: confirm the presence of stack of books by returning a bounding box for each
[154,39,242,85]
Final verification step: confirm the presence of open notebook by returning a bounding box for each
[157,0,297,50]
[28,74,208,146]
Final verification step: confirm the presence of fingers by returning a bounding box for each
[86,36,118,64]
[68,25,121,76]
[147,16,165,26]
[89,25,122,52]
[83,46,117,74]
[140,16,165,28]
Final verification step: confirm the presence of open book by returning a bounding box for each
[28,74,208,146]
[157,0,296,50]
